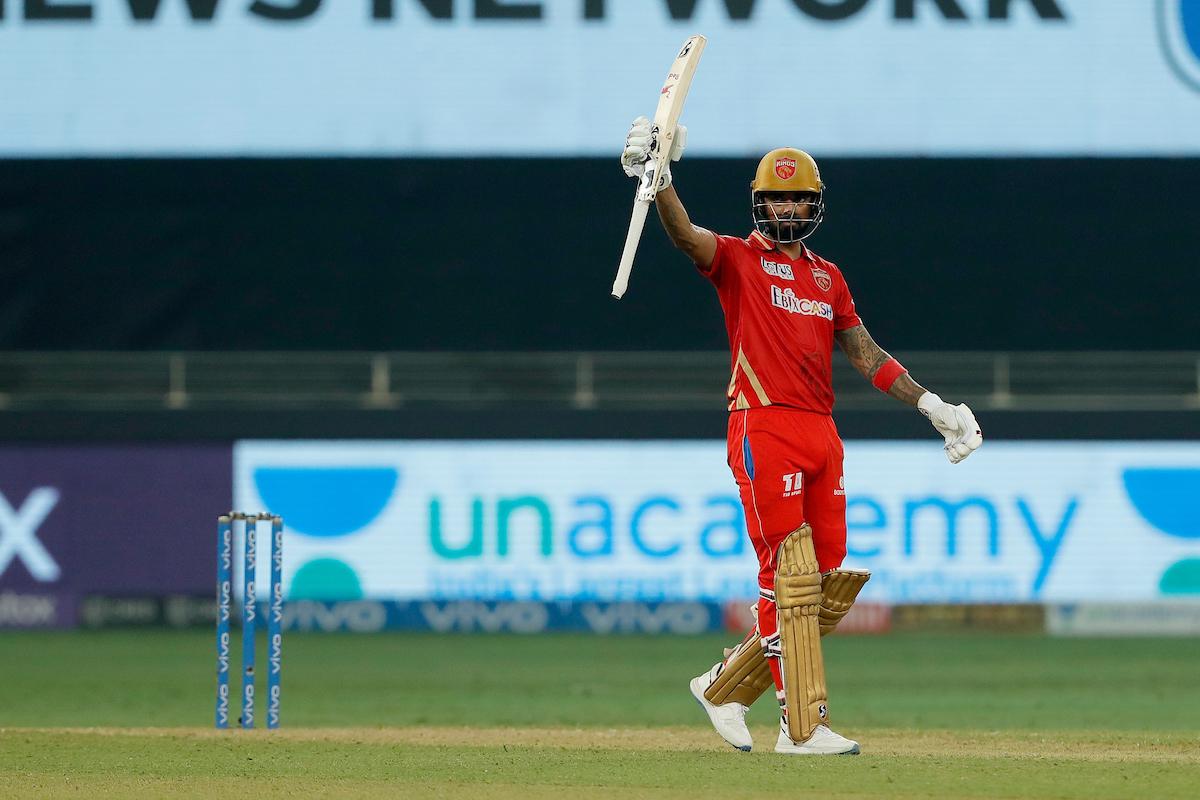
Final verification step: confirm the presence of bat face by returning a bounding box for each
[654,37,705,125]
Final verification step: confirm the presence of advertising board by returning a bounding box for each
[3,2,1199,156]
[233,440,1200,605]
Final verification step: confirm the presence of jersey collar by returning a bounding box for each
[749,230,809,261]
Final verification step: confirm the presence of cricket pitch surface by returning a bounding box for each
[1,631,1197,798]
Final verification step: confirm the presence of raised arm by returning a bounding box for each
[654,185,717,269]
[835,323,984,463]
[620,117,717,269]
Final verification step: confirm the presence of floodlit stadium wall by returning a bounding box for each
[1,440,1198,631]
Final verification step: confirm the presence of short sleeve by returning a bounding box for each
[695,233,740,285]
[833,268,862,331]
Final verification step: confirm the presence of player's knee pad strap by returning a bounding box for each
[703,629,774,707]
[775,523,828,742]
[819,569,871,636]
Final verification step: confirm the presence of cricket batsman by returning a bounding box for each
[620,118,983,755]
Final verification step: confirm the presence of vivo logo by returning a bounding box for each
[217,631,230,674]
[286,600,388,632]
[268,685,281,726]
[242,684,255,725]
[216,683,229,726]
[218,582,231,622]
[580,602,711,634]
[244,587,256,623]
[420,600,549,633]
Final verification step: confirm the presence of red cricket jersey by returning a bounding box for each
[698,230,861,414]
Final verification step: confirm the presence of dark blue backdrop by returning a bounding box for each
[0,157,1195,351]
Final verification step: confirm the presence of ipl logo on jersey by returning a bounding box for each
[811,267,832,292]
[775,158,797,180]
[1158,0,1200,92]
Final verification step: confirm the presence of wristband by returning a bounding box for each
[871,358,907,393]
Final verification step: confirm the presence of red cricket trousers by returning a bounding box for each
[727,407,848,695]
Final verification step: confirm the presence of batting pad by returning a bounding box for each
[819,569,871,636]
[775,523,828,743]
[703,630,773,707]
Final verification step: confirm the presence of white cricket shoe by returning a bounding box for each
[689,664,753,752]
[774,722,860,755]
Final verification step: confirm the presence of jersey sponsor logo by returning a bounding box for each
[811,266,832,292]
[774,157,797,179]
[770,286,833,321]
[835,475,846,497]
[760,257,794,280]
[782,472,803,498]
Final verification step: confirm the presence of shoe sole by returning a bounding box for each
[773,743,861,756]
[689,677,752,753]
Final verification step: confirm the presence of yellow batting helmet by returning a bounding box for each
[750,148,825,242]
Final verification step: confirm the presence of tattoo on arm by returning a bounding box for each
[886,372,927,407]
[835,324,890,379]
[834,324,928,407]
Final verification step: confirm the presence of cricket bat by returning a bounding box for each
[611,34,707,300]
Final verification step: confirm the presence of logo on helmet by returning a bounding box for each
[775,158,797,180]
[1158,0,1200,93]
[811,267,832,292]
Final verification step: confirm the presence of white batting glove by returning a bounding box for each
[620,116,686,189]
[917,392,983,464]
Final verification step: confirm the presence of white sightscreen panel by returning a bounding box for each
[233,440,1200,604]
[1,1,1200,156]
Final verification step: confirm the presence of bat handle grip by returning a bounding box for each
[612,199,651,300]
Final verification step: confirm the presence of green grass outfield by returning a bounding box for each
[1,631,1197,798]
